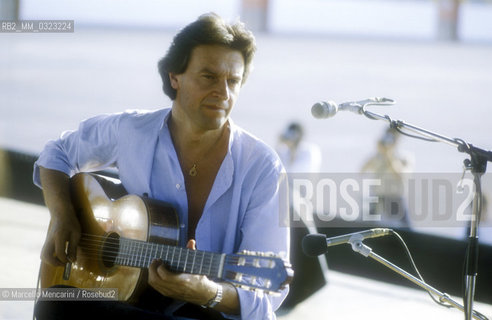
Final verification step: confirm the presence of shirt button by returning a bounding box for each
[180,224,186,229]
[176,183,180,189]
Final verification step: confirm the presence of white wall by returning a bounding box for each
[18,0,492,42]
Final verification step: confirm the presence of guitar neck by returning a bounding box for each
[114,238,226,279]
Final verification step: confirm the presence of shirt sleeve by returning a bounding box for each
[231,155,290,320]
[33,113,121,188]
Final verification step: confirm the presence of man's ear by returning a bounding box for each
[169,72,179,90]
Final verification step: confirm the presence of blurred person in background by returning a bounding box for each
[275,122,327,310]
[276,122,322,174]
[361,127,414,227]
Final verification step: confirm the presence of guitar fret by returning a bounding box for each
[178,247,183,271]
[136,242,142,267]
[143,242,149,267]
[138,242,144,268]
[217,253,226,278]
[143,242,148,267]
[158,244,163,262]
[213,254,219,276]
[146,243,151,267]
[170,247,176,269]
[133,241,139,267]
[207,252,212,276]
[136,241,141,267]
[148,243,159,266]
[141,242,147,267]
[199,251,204,274]
[128,241,134,267]
[191,250,196,274]
[133,241,137,267]
[183,249,189,272]
[128,240,133,266]
[153,243,159,265]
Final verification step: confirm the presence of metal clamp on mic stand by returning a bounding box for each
[348,236,487,320]
[356,98,492,320]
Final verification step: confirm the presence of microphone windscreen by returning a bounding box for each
[302,234,328,257]
[311,101,337,119]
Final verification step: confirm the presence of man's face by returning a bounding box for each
[170,45,245,131]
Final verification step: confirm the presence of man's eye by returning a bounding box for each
[203,74,215,80]
[228,78,241,86]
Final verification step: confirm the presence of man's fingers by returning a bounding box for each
[54,236,68,264]
[41,242,63,266]
[149,259,166,285]
[67,231,81,262]
[149,259,160,274]
[186,239,196,250]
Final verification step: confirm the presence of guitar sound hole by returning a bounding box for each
[102,232,120,268]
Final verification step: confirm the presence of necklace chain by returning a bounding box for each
[185,125,229,178]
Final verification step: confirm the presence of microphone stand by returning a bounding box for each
[348,237,488,320]
[357,98,492,320]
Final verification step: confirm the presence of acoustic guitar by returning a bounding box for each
[39,173,293,302]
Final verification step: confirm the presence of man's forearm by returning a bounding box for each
[39,166,75,219]
[213,282,240,315]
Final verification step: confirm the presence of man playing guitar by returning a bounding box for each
[34,13,290,320]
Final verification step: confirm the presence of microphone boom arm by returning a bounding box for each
[360,100,492,162]
[348,238,488,320]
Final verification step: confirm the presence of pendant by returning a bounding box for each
[189,164,197,177]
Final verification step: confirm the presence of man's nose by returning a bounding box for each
[213,79,230,100]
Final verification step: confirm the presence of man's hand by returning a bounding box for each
[148,240,240,314]
[39,167,81,266]
[41,214,81,266]
[148,240,217,306]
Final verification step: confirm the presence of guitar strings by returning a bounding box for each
[77,238,247,267]
[75,233,278,276]
[78,233,236,264]
[78,233,218,260]
[79,233,261,263]
[74,234,223,273]
[64,234,281,290]
[78,234,264,265]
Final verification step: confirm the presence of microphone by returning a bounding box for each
[311,97,394,119]
[302,228,391,257]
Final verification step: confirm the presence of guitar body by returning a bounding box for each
[40,173,179,301]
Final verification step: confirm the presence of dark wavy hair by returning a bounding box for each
[158,13,256,100]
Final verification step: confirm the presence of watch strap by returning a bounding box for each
[203,283,223,308]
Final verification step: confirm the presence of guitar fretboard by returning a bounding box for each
[114,238,225,279]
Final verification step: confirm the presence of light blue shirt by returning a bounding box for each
[33,108,290,319]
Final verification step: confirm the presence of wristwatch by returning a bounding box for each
[203,283,223,308]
